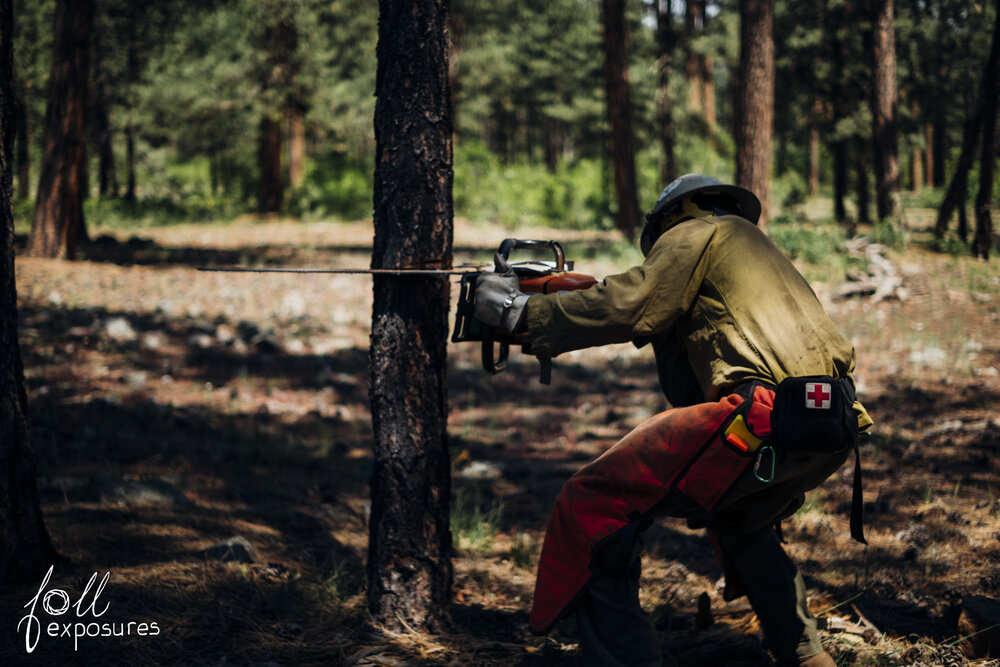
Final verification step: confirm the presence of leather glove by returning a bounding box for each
[474,252,531,333]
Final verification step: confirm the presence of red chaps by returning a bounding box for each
[529,385,775,633]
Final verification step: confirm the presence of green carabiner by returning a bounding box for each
[753,445,775,483]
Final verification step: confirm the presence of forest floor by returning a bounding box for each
[3,212,1000,666]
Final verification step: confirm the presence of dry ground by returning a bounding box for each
[2,215,1000,666]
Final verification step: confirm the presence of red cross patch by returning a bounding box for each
[805,382,832,409]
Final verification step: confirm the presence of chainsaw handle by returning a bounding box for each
[481,327,509,374]
[498,239,566,272]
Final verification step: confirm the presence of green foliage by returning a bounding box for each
[12,0,1000,233]
[454,141,613,229]
[288,151,373,222]
[451,487,504,554]
[768,221,848,266]
[82,196,245,230]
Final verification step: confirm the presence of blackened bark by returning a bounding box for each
[0,0,61,585]
[936,0,1000,239]
[602,0,641,238]
[25,0,94,259]
[657,0,677,184]
[735,0,774,229]
[369,0,453,632]
[869,0,900,221]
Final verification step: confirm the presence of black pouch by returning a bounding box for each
[770,375,858,453]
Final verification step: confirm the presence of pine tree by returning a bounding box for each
[368,0,453,632]
[735,0,774,229]
[0,0,61,584]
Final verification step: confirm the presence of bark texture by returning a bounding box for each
[735,0,774,229]
[657,0,677,184]
[869,0,900,221]
[0,0,61,585]
[257,114,283,214]
[601,0,641,238]
[25,0,94,259]
[369,0,453,633]
[257,9,297,215]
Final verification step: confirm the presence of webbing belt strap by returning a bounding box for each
[851,442,866,544]
[840,379,867,545]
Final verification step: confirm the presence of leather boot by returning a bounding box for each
[794,650,836,667]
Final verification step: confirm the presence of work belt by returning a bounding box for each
[528,376,871,635]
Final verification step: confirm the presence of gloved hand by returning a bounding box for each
[474,252,531,333]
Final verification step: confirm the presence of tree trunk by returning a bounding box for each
[974,17,1000,259]
[601,0,641,238]
[257,7,297,215]
[124,121,136,201]
[369,0,453,633]
[808,96,821,197]
[92,13,118,199]
[932,116,945,187]
[0,0,61,585]
[25,0,93,259]
[924,123,934,188]
[856,137,871,224]
[735,0,774,229]
[257,114,283,214]
[287,107,305,190]
[833,140,847,223]
[123,9,138,202]
[935,0,1000,238]
[685,0,705,120]
[657,0,677,184]
[869,0,900,221]
[701,52,716,131]
[14,80,27,199]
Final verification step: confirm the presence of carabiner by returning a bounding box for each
[753,445,776,483]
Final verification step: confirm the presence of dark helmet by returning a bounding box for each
[639,174,761,255]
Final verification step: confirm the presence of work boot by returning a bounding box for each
[792,650,836,667]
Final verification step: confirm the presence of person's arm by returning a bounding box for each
[527,219,718,360]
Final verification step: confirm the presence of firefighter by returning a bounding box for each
[475,174,870,667]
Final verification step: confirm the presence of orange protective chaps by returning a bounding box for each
[529,384,775,633]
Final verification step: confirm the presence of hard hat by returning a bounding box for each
[640,174,761,255]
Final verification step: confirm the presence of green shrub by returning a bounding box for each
[451,486,504,553]
[769,222,848,265]
[288,151,373,221]
[454,140,613,229]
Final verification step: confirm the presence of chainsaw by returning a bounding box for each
[199,237,597,381]
[451,239,597,379]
